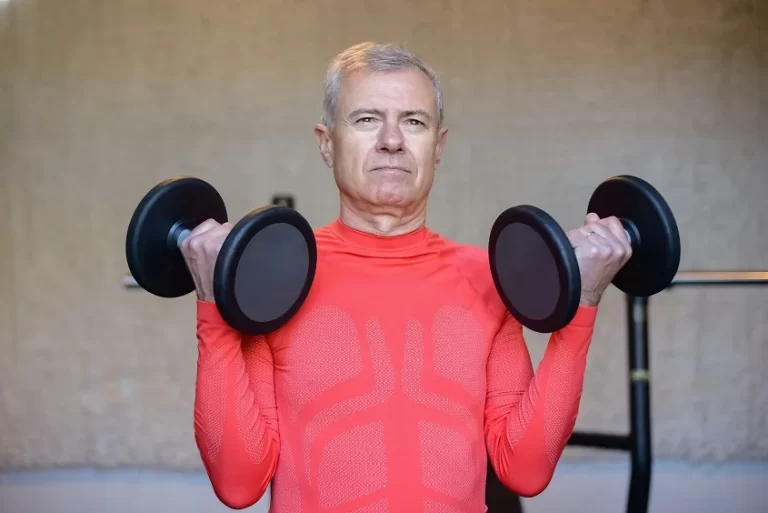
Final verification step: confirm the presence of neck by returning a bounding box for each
[338,194,427,236]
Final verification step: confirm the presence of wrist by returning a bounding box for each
[197,300,227,325]
[197,290,215,303]
[567,303,599,327]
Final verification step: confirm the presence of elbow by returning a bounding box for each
[200,450,276,510]
[212,482,269,510]
[495,467,554,498]
[509,476,552,498]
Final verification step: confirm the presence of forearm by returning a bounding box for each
[486,306,596,496]
[194,301,280,509]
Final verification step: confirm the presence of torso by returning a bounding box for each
[265,220,507,513]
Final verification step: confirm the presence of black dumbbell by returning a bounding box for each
[488,175,681,333]
[125,176,317,335]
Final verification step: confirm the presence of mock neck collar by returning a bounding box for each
[328,218,431,253]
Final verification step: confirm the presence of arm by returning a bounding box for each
[193,300,280,509]
[484,306,597,496]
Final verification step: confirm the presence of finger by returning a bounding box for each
[202,230,229,254]
[587,224,633,265]
[585,212,600,225]
[574,232,612,261]
[181,219,223,252]
[599,216,630,246]
[188,219,221,239]
[181,221,222,253]
[191,224,231,250]
[597,216,633,264]
[566,227,590,248]
[570,228,609,257]
[583,221,624,249]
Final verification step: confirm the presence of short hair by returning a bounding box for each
[322,42,444,129]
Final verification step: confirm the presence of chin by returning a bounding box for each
[368,185,415,206]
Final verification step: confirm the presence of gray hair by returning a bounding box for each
[322,42,444,129]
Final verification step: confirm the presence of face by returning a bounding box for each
[315,68,448,212]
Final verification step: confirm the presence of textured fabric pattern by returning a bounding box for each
[193,220,597,511]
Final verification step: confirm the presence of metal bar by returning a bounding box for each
[626,295,652,513]
[123,274,140,288]
[671,270,768,287]
[122,270,768,290]
[567,432,631,451]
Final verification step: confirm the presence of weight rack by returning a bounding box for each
[561,270,768,513]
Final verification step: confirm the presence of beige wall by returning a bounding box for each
[1,0,766,472]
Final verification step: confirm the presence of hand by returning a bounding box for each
[566,213,633,307]
[179,219,233,302]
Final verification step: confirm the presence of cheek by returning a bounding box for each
[413,139,438,170]
[337,136,370,166]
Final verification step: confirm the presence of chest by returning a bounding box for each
[267,258,499,419]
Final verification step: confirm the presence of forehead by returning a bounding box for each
[338,68,437,114]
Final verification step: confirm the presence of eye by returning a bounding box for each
[357,117,375,124]
[406,119,425,126]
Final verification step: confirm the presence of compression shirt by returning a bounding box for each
[193,218,597,512]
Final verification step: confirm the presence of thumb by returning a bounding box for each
[585,212,600,224]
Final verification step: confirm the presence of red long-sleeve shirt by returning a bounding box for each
[194,219,596,512]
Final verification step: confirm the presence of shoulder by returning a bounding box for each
[440,237,488,277]
[432,233,508,320]
[312,223,337,246]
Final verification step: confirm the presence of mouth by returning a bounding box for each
[371,166,411,174]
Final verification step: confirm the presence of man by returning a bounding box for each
[181,42,631,512]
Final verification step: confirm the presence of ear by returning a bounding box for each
[314,123,334,168]
[434,125,449,167]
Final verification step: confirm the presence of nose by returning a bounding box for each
[376,120,405,154]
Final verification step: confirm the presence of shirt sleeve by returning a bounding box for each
[484,305,597,496]
[193,300,280,509]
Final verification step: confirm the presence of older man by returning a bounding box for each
[182,42,631,512]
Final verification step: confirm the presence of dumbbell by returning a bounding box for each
[488,175,681,333]
[125,176,317,335]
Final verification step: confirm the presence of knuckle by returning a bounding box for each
[192,219,220,235]
[202,239,219,253]
[188,237,204,252]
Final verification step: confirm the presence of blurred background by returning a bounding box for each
[0,0,766,512]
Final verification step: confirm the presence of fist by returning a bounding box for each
[566,213,633,307]
[179,219,233,302]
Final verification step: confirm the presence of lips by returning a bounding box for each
[372,166,411,173]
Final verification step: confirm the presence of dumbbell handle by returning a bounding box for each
[585,218,639,249]
[620,218,641,250]
[168,220,194,250]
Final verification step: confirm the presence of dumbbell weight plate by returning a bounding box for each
[214,206,317,335]
[489,205,582,333]
[126,177,228,298]
[587,175,681,297]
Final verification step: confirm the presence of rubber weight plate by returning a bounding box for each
[489,205,581,333]
[587,175,681,297]
[126,177,228,297]
[214,206,317,335]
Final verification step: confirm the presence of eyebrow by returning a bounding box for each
[348,108,433,123]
